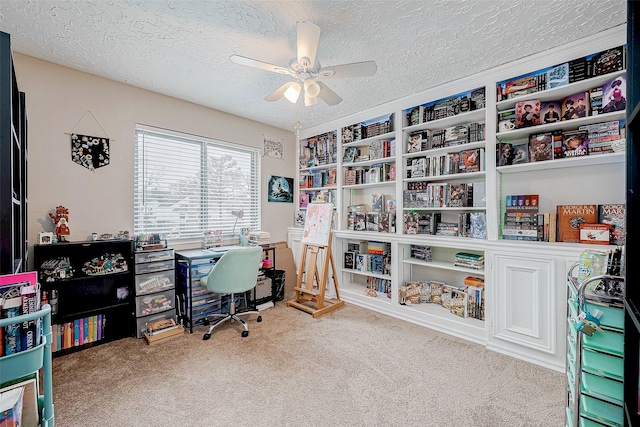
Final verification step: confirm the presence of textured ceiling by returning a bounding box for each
[0,0,627,132]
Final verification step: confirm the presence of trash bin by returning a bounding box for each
[266,269,285,301]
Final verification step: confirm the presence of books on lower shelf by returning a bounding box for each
[0,378,38,427]
[51,315,106,352]
[398,277,485,320]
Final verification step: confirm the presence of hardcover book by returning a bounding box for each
[511,142,529,164]
[602,75,627,113]
[597,203,625,245]
[528,133,554,162]
[579,224,610,244]
[497,142,514,166]
[540,101,561,124]
[545,63,569,89]
[556,204,598,243]
[561,92,590,120]
[562,130,589,157]
[515,100,541,128]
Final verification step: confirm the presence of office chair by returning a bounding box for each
[200,246,263,340]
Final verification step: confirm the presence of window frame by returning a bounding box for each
[134,124,261,245]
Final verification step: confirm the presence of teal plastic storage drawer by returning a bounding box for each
[579,394,623,427]
[585,301,623,331]
[582,329,623,356]
[581,349,623,381]
[581,371,623,404]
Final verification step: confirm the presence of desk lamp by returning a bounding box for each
[231,209,244,237]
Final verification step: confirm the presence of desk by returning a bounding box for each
[175,245,276,333]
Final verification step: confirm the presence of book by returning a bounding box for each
[0,378,38,427]
[342,146,358,163]
[515,100,541,128]
[545,63,569,89]
[597,203,625,245]
[540,101,561,124]
[511,142,529,164]
[556,204,598,243]
[561,91,590,120]
[562,130,588,157]
[371,194,384,212]
[469,212,487,240]
[0,386,24,427]
[579,223,610,244]
[528,133,553,162]
[602,75,627,113]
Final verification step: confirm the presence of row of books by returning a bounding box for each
[496,45,626,101]
[406,148,485,179]
[344,252,391,276]
[299,130,338,169]
[407,122,486,153]
[51,314,106,352]
[344,163,395,186]
[0,272,40,356]
[501,198,625,245]
[341,115,393,144]
[399,276,485,320]
[366,277,392,297]
[343,139,396,163]
[498,74,626,132]
[350,211,396,233]
[410,245,432,262]
[497,120,625,166]
[299,189,336,208]
[404,181,486,208]
[402,212,487,240]
[404,87,486,126]
[299,168,337,189]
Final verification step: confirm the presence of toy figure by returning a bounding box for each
[49,206,70,242]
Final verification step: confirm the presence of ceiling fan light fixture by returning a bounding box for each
[284,82,301,103]
[303,78,321,98]
[304,94,318,106]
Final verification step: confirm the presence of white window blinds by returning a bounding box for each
[134,126,260,240]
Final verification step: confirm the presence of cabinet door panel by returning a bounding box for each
[493,254,556,354]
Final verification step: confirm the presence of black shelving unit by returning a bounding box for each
[624,1,640,425]
[0,31,28,274]
[34,240,135,356]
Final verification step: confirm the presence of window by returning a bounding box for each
[134,125,260,242]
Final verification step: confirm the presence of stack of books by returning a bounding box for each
[454,252,484,270]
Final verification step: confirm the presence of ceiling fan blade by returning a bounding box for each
[230,54,292,75]
[316,82,342,106]
[264,82,297,102]
[297,21,321,68]
[319,61,378,79]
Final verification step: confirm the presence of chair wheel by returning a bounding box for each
[203,333,211,340]
[257,316,262,323]
[203,318,210,326]
[241,331,249,337]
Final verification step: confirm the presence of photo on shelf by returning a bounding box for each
[561,91,590,120]
[511,142,529,164]
[528,133,554,162]
[515,100,541,128]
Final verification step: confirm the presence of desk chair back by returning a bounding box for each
[201,247,263,294]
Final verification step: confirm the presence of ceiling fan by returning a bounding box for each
[230,21,377,106]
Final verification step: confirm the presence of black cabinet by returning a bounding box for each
[34,240,134,356]
[0,31,27,274]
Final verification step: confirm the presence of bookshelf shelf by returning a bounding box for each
[402,258,485,275]
[300,162,338,172]
[341,268,391,281]
[403,206,486,212]
[403,140,486,159]
[342,130,396,148]
[495,110,626,142]
[403,170,485,183]
[497,151,624,174]
[403,108,486,133]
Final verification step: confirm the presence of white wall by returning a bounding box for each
[12,53,296,264]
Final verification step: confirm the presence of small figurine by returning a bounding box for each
[49,206,70,242]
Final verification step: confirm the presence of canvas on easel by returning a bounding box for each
[301,203,333,246]
[288,202,344,317]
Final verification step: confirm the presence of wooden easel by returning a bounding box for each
[287,232,344,317]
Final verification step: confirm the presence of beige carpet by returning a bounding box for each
[51,303,565,426]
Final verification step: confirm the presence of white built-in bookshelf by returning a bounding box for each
[289,25,627,372]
